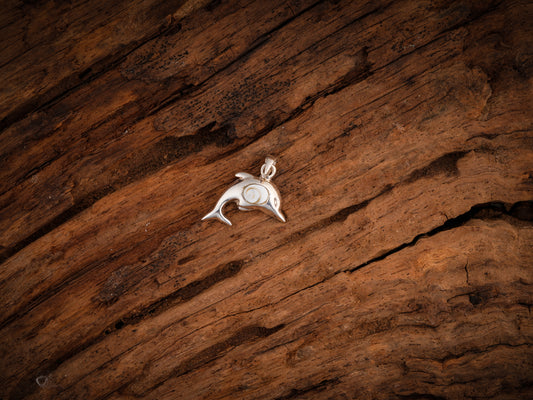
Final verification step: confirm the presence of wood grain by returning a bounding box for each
[0,0,531,399]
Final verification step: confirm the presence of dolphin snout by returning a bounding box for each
[273,208,286,223]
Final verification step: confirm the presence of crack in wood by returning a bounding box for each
[0,0,510,266]
[0,122,235,263]
[5,201,531,399]
[76,298,328,398]
[0,253,119,329]
[92,204,533,397]
[0,11,183,134]
[0,1,335,264]
[100,260,245,326]
[287,184,394,243]
[4,260,246,399]
[146,0,329,119]
[414,343,532,366]
[1,0,531,398]
[285,148,496,246]
[464,262,470,285]
[348,201,533,274]
[274,378,341,400]
[404,151,468,184]
[397,393,447,400]
[125,323,286,397]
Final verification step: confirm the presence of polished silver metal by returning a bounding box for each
[201,157,286,226]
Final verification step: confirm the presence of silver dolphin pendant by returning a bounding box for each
[202,157,286,226]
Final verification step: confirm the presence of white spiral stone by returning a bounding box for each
[242,184,269,205]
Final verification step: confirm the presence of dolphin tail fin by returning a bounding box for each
[201,208,232,226]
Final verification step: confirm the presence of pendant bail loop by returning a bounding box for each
[261,157,276,181]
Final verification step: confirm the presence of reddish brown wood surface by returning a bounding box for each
[0,0,532,399]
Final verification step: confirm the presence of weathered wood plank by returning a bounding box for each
[0,0,531,399]
[27,218,533,399]
[0,0,198,126]
[0,0,323,252]
[1,0,528,257]
[1,0,530,324]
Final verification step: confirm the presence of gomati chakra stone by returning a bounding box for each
[242,184,269,205]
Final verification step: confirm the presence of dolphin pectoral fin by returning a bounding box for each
[201,208,232,226]
[235,172,254,180]
[238,206,252,211]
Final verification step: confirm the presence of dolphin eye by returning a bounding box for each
[273,198,278,207]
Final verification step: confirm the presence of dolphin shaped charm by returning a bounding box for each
[202,157,286,226]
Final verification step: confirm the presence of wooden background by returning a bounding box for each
[1,0,532,399]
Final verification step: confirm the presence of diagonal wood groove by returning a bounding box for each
[145,0,329,118]
[225,201,533,322]
[274,378,341,400]
[18,200,531,400]
[0,144,464,330]
[0,1,512,262]
[2,1,532,398]
[0,0,337,199]
[348,201,533,274]
[109,203,531,397]
[131,324,286,397]
[0,1,184,134]
[0,0,505,264]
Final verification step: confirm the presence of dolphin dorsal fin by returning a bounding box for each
[235,172,254,180]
